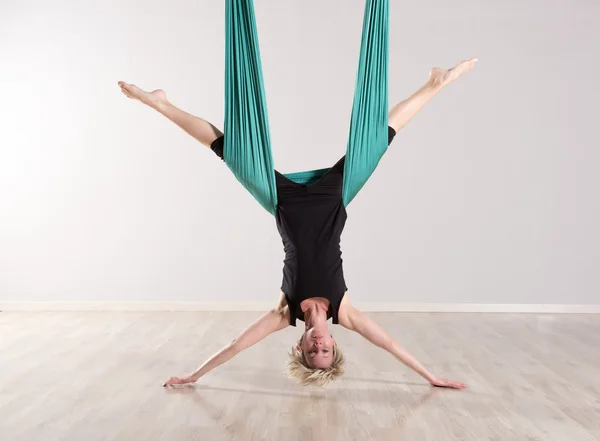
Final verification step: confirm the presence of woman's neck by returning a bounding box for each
[303,301,328,331]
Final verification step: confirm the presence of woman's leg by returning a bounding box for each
[388,58,478,132]
[118,82,223,148]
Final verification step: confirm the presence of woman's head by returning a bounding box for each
[286,330,345,386]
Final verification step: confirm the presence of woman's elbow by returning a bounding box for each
[227,338,240,353]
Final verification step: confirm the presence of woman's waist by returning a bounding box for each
[281,256,345,279]
[282,246,343,264]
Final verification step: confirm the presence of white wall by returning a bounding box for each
[1,0,599,306]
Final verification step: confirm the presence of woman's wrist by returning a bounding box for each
[421,370,437,384]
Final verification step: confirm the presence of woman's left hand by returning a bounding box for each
[429,377,467,389]
[163,375,196,387]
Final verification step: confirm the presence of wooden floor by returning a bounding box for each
[1,311,599,441]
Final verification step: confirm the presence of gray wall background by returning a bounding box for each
[1,0,598,305]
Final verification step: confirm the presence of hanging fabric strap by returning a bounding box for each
[342,0,390,206]
[223,0,389,214]
[224,0,278,215]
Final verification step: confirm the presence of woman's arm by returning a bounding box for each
[163,294,290,386]
[338,300,466,389]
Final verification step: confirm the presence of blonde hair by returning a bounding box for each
[286,339,345,386]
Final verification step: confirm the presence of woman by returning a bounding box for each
[119,57,476,388]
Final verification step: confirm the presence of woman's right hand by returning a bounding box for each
[162,375,197,387]
[429,377,467,389]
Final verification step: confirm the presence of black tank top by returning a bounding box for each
[211,126,396,326]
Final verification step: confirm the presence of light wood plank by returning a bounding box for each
[1,311,598,440]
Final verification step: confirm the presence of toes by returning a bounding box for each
[464,58,478,69]
[118,82,139,99]
[119,82,136,93]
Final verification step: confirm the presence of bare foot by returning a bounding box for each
[118,81,168,109]
[429,58,478,88]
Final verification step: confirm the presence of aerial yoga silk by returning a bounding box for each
[224,0,389,215]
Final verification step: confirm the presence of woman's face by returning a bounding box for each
[299,328,336,368]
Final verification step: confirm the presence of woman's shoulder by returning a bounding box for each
[336,293,357,329]
[273,292,291,320]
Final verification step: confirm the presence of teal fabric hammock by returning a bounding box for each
[224,0,389,215]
